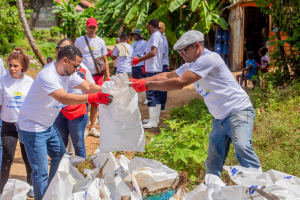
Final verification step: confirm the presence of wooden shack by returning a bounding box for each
[226,0,272,71]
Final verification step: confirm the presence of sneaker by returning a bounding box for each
[27,186,34,198]
[89,128,100,137]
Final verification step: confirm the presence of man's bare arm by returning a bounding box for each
[103,55,110,78]
[49,89,88,105]
[75,80,102,94]
[142,70,179,81]
[145,70,202,91]
[138,46,157,62]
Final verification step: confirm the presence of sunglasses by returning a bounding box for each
[177,42,196,55]
[68,58,80,70]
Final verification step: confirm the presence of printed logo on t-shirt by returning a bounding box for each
[13,91,22,100]
[195,81,211,97]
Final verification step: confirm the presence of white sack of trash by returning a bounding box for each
[186,165,300,200]
[99,72,145,153]
[41,149,179,200]
[0,179,30,200]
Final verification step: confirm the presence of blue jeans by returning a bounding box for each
[18,125,66,200]
[115,71,132,78]
[54,109,88,158]
[146,72,162,107]
[160,65,170,111]
[132,65,146,79]
[205,107,261,177]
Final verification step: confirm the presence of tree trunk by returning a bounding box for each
[16,0,46,66]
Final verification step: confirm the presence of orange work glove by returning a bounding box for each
[130,80,149,93]
[131,57,140,66]
[88,92,113,105]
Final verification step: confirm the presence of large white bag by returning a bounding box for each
[0,179,30,200]
[43,154,76,200]
[186,183,206,200]
[130,157,178,192]
[99,73,145,153]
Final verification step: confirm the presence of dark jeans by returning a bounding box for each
[160,65,170,111]
[132,65,146,79]
[54,104,88,158]
[1,121,32,193]
[146,72,163,107]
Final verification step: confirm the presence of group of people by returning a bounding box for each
[236,46,271,87]
[108,19,170,128]
[0,16,263,200]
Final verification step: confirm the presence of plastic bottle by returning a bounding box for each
[217,28,222,40]
[216,41,221,53]
[222,30,230,41]
[222,42,229,54]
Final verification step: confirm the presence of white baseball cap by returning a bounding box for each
[173,30,204,50]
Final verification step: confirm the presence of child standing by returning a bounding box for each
[236,51,257,86]
[259,47,270,73]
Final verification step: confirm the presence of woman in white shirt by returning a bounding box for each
[0,48,34,197]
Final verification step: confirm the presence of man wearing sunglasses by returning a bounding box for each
[130,30,261,178]
[16,45,113,200]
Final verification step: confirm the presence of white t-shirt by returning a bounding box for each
[131,40,148,66]
[0,73,33,122]
[0,58,6,76]
[67,63,95,95]
[112,43,133,73]
[145,31,164,73]
[75,35,108,74]
[162,35,169,66]
[176,49,252,119]
[17,61,84,132]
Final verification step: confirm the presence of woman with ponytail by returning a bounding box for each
[0,47,34,197]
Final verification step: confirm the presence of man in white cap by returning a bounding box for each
[130,30,261,177]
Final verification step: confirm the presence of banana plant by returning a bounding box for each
[96,0,228,46]
[48,0,103,40]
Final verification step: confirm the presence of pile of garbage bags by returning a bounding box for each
[41,149,182,200]
[187,165,300,200]
[3,152,300,200]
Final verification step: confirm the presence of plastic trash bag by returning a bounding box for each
[93,149,119,176]
[223,166,272,186]
[104,170,142,200]
[186,183,206,200]
[43,154,76,200]
[129,157,178,192]
[205,174,226,200]
[0,179,30,200]
[99,73,145,152]
[85,178,111,200]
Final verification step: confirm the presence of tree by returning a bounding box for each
[49,0,103,40]
[96,0,228,46]
[0,0,31,54]
[16,0,46,66]
[253,0,300,85]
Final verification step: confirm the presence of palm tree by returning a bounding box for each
[16,0,46,66]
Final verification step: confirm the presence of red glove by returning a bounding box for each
[107,50,113,57]
[106,78,110,81]
[88,92,113,105]
[142,65,146,74]
[131,57,139,66]
[129,78,139,83]
[130,80,149,93]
